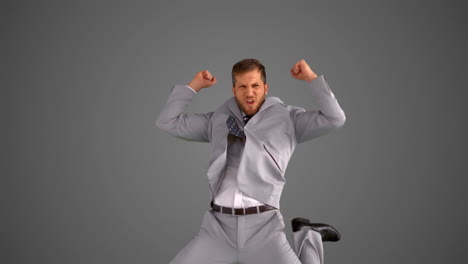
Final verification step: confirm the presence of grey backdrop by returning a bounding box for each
[2,0,467,263]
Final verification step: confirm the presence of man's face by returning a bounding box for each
[232,69,269,116]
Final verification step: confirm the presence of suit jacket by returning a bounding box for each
[156,75,346,209]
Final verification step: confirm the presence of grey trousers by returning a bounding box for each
[169,209,324,264]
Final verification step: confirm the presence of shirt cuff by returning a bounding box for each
[185,85,197,94]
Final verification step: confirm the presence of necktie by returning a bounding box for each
[243,115,253,125]
[226,115,246,138]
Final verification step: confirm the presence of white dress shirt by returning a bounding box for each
[186,85,265,208]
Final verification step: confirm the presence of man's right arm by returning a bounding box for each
[155,70,217,142]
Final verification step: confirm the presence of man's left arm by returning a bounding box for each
[288,59,346,143]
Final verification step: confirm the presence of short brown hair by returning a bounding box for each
[232,58,266,85]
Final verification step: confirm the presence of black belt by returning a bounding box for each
[210,201,277,215]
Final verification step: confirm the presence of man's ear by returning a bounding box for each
[265,83,269,94]
[232,85,235,95]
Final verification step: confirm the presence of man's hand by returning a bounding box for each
[187,70,217,92]
[290,59,318,82]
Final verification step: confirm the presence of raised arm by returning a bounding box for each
[156,70,217,142]
[288,59,346,143]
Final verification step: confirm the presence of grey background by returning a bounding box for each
[2,0,467,263]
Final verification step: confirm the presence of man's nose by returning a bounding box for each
[246,86,254,96]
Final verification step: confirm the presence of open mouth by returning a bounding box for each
[245,99,255,105]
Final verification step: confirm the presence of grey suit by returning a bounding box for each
[156,75,346,263]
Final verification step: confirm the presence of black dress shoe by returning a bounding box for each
[291,217,341,242]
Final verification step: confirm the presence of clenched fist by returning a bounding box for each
[290,59,318,82]
[187,70,217,92]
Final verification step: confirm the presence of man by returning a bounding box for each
[156,58,346,264]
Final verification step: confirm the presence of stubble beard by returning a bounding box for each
[236,97,266,116]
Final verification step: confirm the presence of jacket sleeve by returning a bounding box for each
[156,85,213,142]
[288,75,346,143]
